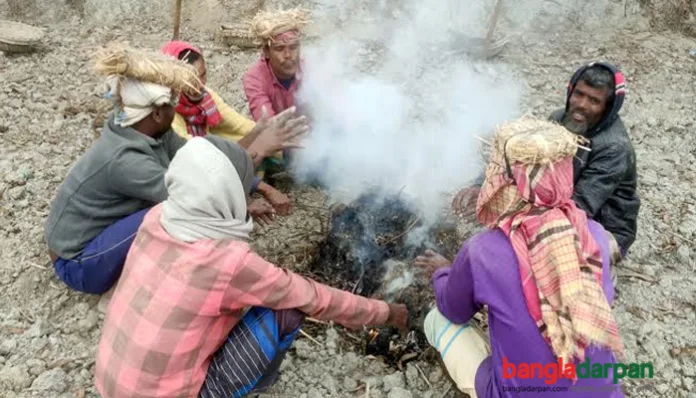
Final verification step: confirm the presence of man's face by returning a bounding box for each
[152,104,176,138]
[265,41,300,80]
[563,80,610,135]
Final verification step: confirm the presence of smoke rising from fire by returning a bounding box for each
[291,0,524,228]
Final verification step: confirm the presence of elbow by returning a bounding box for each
[435,294,475,325]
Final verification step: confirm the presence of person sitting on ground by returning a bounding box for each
[94,137,409,398]
[243,8,308,121]
[453,61,639,260]
[162,40,295,217]
[417,117,625,398]
[44,46,303,295]
[242,8,309,176]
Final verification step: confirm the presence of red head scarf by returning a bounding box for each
[161,41,222,137]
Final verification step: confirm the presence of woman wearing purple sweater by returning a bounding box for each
[417,118,626,398]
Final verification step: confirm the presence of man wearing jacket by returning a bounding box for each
[454,62,640,257]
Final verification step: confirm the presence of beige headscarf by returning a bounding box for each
[160,137,253,242]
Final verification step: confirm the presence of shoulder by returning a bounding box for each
[463,229,516,265]
[206,87,225,105]
[595,117,630,144]
[243,59,269,82]
[592,118,632,155]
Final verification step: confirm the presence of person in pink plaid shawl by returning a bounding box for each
[95,137,409,398]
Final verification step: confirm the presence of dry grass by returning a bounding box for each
[93,44,201,96]
[485,116,587,166]
[247,7,311,46]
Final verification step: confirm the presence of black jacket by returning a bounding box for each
[550,109,640,252]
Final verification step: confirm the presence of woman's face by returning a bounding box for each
[193,58,207,87]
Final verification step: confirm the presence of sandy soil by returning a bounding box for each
[1,0,695,397]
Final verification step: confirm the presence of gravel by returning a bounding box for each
[1,0,694,397]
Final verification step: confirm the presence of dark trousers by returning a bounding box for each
[53,208,150,294]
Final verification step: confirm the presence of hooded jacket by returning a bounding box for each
[550,61,640,253]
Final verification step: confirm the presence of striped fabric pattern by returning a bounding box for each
[476,156,624,364]
[200,307,301,398]
[94,205,390,398]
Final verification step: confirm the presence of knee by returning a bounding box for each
[276,309,305,336]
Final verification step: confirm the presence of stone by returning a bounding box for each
[26,319,51,338]
[77,311,100,332]
[382,372,405,392]
[0,339,17,355]
[31,368,69,393]
[343,376,358,391]
[26,359,46,376]
[0,365,32,391]
[307,387,323,398]
[677,245,691,263]
[387,386,414,398]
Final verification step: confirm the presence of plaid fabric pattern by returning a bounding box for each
[95,205,390,398]
[176,90,223,137]
[476,156,624,364]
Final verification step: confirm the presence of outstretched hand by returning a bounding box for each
[251,106,308,158]
[414,250,451,273]
[248,198,275,227]
[386,303,409,337]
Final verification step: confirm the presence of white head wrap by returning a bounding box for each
[160,137,253,242]
[105,76,175,127]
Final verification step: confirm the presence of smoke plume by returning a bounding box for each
[292,0,524,227]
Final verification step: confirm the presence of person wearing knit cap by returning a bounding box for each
[453,62,639,266]
[417,117,625,398]
[161,40,304,219]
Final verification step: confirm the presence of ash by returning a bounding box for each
[309,192,460,366]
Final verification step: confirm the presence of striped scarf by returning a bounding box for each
[176,91,222,137]
[476,154,624,364]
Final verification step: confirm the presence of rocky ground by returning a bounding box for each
[1,0,695,397]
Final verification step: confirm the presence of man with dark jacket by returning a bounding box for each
[550,62,639,256]
[453,61,639,257]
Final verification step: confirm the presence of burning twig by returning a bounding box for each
[298,329,321,346]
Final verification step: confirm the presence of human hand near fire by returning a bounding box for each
[249,106,308,160]
[248,198,275,227]
[414,250,451,274]
[451,187,480,219]
[386,303,410,337]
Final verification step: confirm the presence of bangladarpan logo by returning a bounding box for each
[502,357,655,384]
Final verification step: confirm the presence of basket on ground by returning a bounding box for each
[0,20,45,54]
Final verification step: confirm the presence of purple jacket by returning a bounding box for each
[432,220,624,398]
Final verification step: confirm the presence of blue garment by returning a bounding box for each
[200,308,303,398]
[53,207,150,295]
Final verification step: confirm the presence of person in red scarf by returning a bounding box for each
[161,40,297,222]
